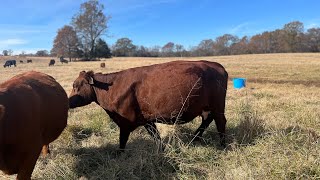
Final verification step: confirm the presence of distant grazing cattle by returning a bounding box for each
[60,59,68,64]
[60,56,68,64]
[49,59,55,66]
[3,60,16,68]
[27,59,32,63]
[0,71,69,179]
[100,62,106,68]
[69,60,228,151]
[20,60,23,63]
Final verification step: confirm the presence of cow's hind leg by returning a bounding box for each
[194,112,214,141]
[212,113,227,147]
[41,144,50,157]
[194,112,226,147]
[144,122,164,151]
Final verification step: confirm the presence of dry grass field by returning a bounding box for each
[0,53,319,179]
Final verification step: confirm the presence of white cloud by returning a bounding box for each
[0,39,28,49]
[226,22,271,37]
[229,22,251,34]
[12,48,44,55]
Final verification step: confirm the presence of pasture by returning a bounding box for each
[0,53,319,179]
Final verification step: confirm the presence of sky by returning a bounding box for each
[0,0,320,54]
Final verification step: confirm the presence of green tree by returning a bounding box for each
[2,50,8,56]
[36,50,49,56]
[112,38,136,57]
[95,38,112,58]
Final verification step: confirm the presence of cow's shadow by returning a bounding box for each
[69,138,177,179]
[66,120,269,179]
[171,122,267,151]
[165,125,225,149]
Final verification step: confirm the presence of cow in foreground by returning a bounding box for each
[0,71,69,179]
[49,59,55,66]
[27,59,32,63]
[69,60,228,150]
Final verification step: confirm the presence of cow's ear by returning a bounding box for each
[87,71,95,85]
[88,77,94,85]
[0,105,5,121]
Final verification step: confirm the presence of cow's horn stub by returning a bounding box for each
[79,71,86,76]
[87,71,94,77]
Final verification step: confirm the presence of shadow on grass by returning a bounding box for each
[69,138,177,179]
[173,120,268,151]
[69,125,94,142]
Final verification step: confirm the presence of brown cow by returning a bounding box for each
[27,59,32,63]
[100,63,106,68]
[69,60,228,150]
[0,71,68,179]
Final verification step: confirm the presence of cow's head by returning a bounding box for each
[69,71,97,108]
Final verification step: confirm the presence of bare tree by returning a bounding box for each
[175,44,184,57]
[214,34,239,55]
[149,46,161,57]
[283,21,304,52]
[197,39,215,56]
[51,25,79,61]
[306,28,320,52]
[230,36,250,55]
[162,42,175,56]
[72,0,110,59]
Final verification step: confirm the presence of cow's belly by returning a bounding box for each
[150,110,200,125]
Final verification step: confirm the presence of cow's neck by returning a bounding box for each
[91,73,118,111]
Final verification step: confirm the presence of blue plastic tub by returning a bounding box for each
[233,78,246,89]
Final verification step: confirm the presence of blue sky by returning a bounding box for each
[0,0,320,54]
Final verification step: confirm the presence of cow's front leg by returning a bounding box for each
[119,128,131,151]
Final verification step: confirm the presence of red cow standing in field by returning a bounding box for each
[69,60,228,151]
[0,71,69,179]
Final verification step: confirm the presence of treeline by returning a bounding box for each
[3,0,319,59]
[112,21,320,57]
